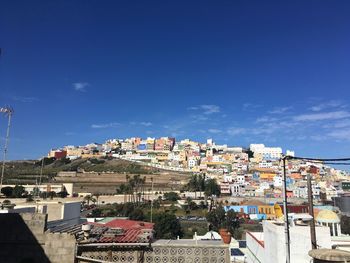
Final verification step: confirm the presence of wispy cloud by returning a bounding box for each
[73,82,89,92]
[310,100,345,112]
[91,122,120,129]
[327,129,350,141]
[268,106,292,114]
[293,111,350,122]
[324,119,350,128]
[227,127,247,136]
[130,121,153,126]
[140,122,152,126]
[188,104,220,114]
[208,128,222,134]
[12,96,39,103]
[242,103,262,111]
[256,116,278,123]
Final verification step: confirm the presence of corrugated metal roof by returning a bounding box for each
[48,219,154,244]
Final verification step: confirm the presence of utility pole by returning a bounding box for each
[150,177,154,223]
[39,157,44,186]
[307,173,317,249]
[282,156,291,263]
[0,106,14,191]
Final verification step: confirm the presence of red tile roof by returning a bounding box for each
[87,219,154,244]
[104,219,154,230]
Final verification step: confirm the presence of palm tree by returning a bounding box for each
[93,193,100,205]
[84,195,96,206]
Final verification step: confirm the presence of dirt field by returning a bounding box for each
[55,171,191,194]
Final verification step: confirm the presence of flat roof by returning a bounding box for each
[153,239,227,247]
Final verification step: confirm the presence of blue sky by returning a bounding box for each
[1,1,350,160]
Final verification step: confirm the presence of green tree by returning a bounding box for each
[12,185,25,198]
[57,190,68,198]
[204,178,220,197]
[32,187,40,197]
[84,195,96,205]
[129,208,145,221]
[1,186,13,197]
[225,210,240,236]
[153,213,183,239]
[163,192,180,202]
[206,205,226,231]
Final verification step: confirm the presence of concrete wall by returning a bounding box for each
[62,201,81,225]
[45,232,76,263]
[0,213,77,263]
[0,213,50,263]
[39,201,80,223]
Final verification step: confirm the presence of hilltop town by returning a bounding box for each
[48,137,349,201]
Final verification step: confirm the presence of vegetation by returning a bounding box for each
[1,186,13,197]
[1,158,156,185]
[183,174,221,197]
[163,192,180,202]
[153,212,183,239]
[206,206,242,238]
[12,185,26,198]
[116,175,147,203]
[204,178,221,197]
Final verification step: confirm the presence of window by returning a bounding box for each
[231,249,244,256]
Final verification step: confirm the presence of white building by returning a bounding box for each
[246,220,332,263]
[250,144,282,160]
[273,176,283,188]
[188,157,198,169]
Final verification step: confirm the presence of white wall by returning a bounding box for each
[246,232,265,263]
[262,221,332,263]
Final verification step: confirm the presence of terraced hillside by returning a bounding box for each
[2,157,191,194]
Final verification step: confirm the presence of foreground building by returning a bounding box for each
[246,220,332,263]
[0,212,230,263]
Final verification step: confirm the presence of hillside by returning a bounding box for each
[1,157,192,193]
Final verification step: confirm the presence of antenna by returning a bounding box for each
[0,106,14,192]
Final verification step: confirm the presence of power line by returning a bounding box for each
[285,156,350,162]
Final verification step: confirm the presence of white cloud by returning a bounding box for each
[293,111,350,122]
[201,104,220,114]
[190,115,208,122]
[310,135,328,141]
[91,122,120,129]
[256,116,278,123]
[140,122,152,126]
[188,104,220,114]
[187,106,198,110]
[227,127,246,136]
[327,129,350,140]
[268,106,292,114]
[208,128,222,134]
[310,100,344,112]
[73,82,89,92]
[242,103,262,111]
[130,121,153,126]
